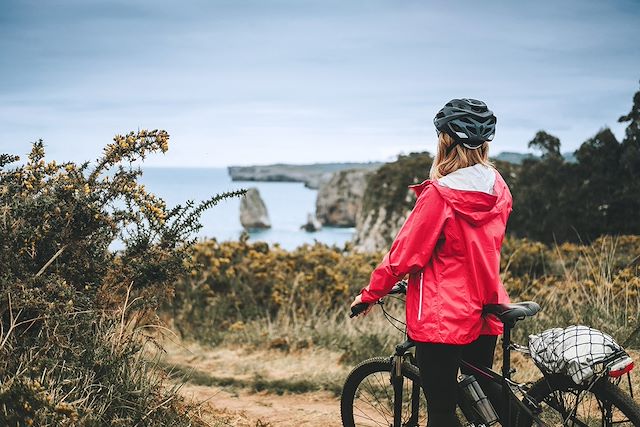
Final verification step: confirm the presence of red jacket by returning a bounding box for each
[360,168,512,344]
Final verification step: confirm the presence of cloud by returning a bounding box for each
[1,0,639,166]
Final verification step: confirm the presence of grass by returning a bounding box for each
[155,234,640,426]
[159,361,341,396]
[218,298,406,366]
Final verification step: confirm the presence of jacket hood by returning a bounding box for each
[407,169,509,226]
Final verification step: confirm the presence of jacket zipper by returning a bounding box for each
[418,271,424,321]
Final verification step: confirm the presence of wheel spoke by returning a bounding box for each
[359,375,392,421]
[526,377,639,427]
[372,369,394,415]
[343,359,427,427]
[353,405,387,427]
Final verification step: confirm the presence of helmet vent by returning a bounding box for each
[433,98,496,145]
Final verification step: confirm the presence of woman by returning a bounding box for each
[350,98,512,426]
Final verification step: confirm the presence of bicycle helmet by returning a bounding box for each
[433,98,497,155]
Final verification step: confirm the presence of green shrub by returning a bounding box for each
[501,236,551,278]
[0,134,245,425]
[170,235,382,342]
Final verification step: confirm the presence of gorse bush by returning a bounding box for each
[0,133,245,425]
[170,235,381,343]
[173,234,640,360]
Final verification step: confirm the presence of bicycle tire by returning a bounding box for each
[518,374,640,426]
[340,356,426,427]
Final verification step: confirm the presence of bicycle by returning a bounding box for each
[342,280,640,427]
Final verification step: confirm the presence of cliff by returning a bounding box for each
[315,168,374,227]
[228,162,383,189]
[351,152,433,252]
[351,153,518,253]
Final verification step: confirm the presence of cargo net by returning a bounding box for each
[528,325,633,385]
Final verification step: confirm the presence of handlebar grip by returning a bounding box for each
[350,302,370,318]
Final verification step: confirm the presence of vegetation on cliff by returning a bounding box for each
[509,114,640,243]
[352,150,517,251]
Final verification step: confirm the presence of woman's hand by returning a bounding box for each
[350,294,373,317]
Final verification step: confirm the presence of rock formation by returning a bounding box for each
[350,152,434,253]
[351,194,414,253]
[315,169,373,227]
[228,162,382,189]
[240,187,271,229]
[300,213,322,232]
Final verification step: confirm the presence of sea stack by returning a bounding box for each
[240,187,271,229]
[301,213,322,232]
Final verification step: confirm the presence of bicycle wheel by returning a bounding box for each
[341,357,427,427]
[518,374,640,426]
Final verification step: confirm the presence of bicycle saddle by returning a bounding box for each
[482,301,540,325]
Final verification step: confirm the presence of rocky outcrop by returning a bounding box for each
[240,187,271,229]
[315,169,373,227]
[350,152,434,253]
[300,213,322,232]
[305,173,332,190]
[351,194,415,253]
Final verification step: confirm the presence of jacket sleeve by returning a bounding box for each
[360,184,448,303]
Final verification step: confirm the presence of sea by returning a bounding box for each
[137,167,355,251]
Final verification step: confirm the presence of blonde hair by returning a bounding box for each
[429,132,494,180]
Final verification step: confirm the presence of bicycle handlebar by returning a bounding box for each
[350,280,407,318]
[389,280,408,295]
[349,302,370,318]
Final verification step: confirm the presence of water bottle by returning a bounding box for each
[458,374,499,426]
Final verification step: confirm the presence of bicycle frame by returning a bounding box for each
[458,319,547,426]
[388,322,548,427]
[353,281,548,426]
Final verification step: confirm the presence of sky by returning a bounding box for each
[1,0,639,167]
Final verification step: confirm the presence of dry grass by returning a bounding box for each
[504,236,640,346]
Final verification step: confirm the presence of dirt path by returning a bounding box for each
[160,338,348,426]
[161,335,640,426]
[180,384,341,426]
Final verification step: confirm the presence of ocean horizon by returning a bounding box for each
[137,167,355,251]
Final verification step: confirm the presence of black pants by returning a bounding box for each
[415,335,501,427]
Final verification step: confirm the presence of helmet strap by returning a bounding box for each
[445,138,460,156]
